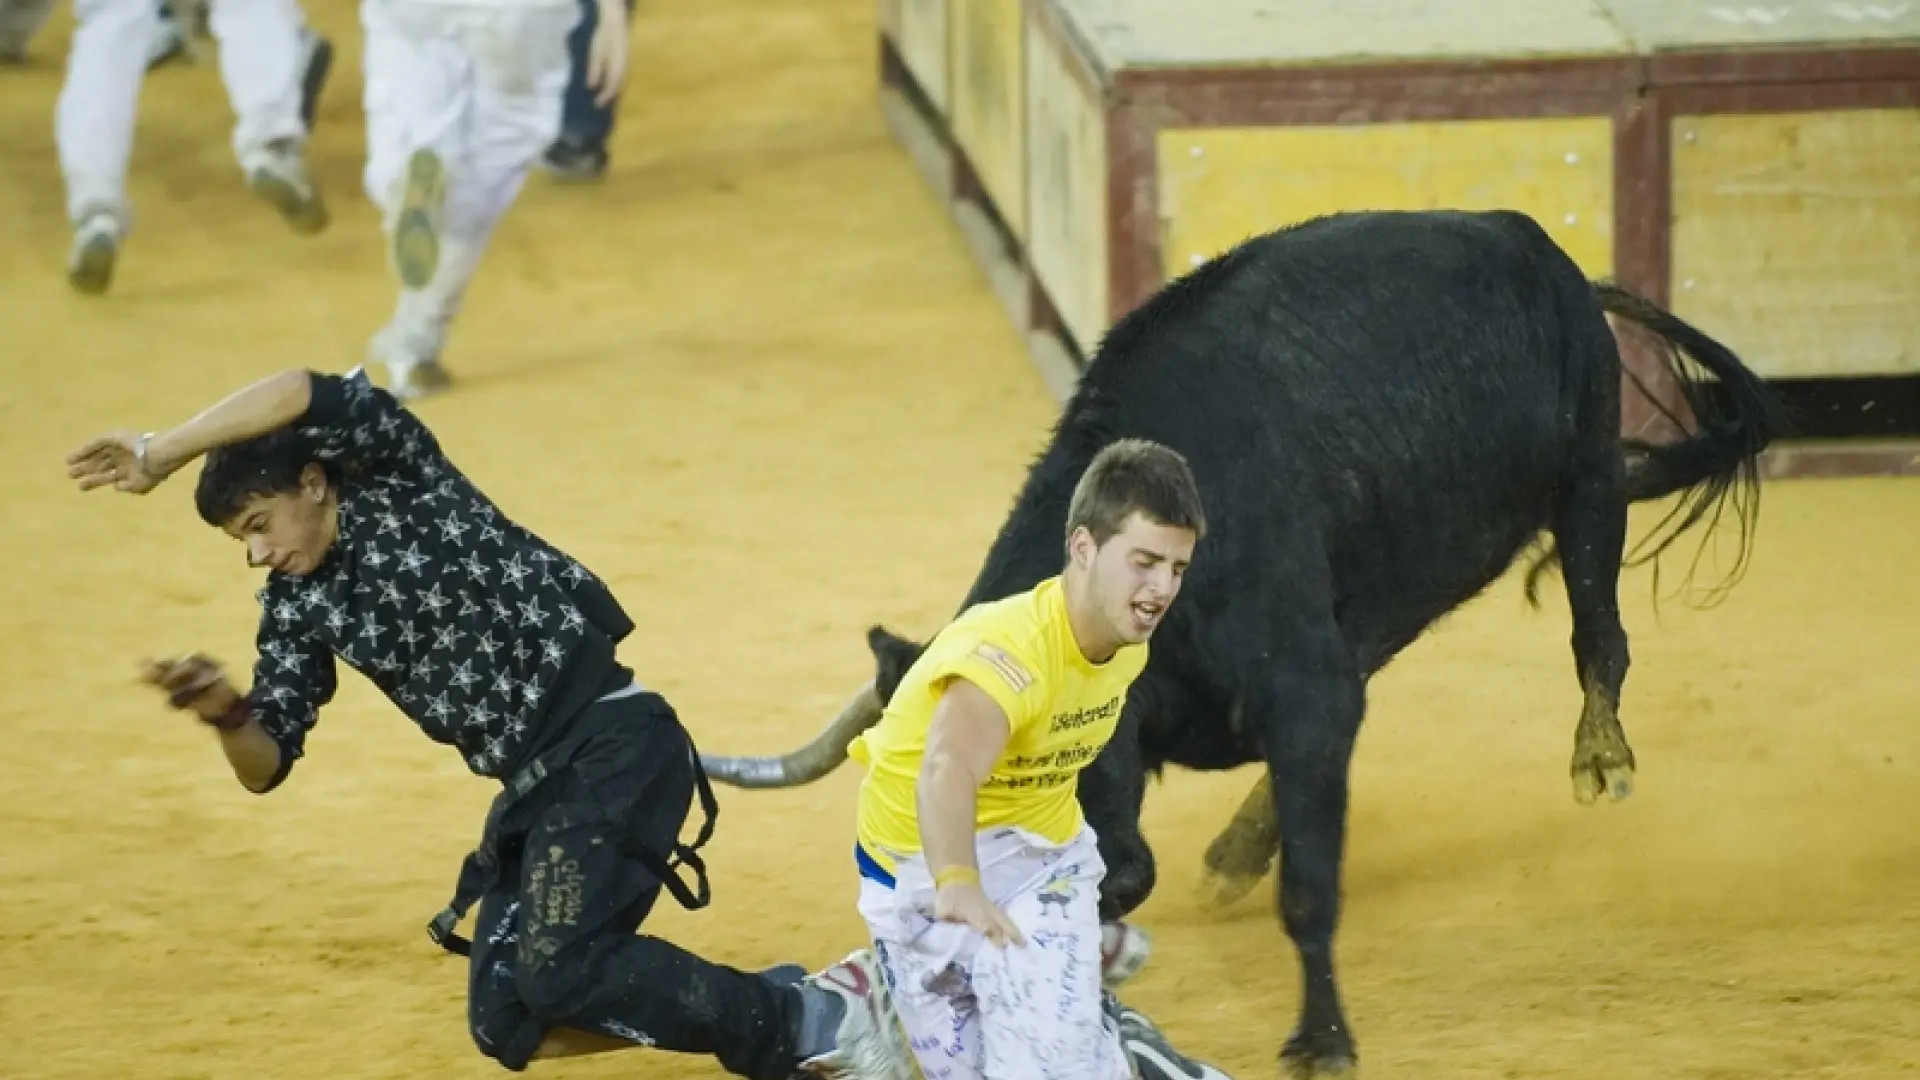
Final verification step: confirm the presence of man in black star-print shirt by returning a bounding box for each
[66,367,910,1080]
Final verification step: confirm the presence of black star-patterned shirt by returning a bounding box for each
[244,369,635,790]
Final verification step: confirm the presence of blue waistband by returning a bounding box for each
[854,842,896,889]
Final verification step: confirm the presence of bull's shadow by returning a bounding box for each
[701,209,1784,1077]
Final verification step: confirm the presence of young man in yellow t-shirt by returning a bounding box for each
[847,439,1232,1080]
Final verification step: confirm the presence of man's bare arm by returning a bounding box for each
[67,369,313,492]
[917,677,1026,946]
[918,677,1010,878]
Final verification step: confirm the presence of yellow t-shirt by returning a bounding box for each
[850,576,1148,872]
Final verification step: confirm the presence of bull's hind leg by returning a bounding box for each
[1200,773,1280,907]
[1556,417,1637,805]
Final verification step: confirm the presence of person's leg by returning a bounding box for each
[359,0,468,398]
[477,702,907,1079]
[858,873,988,1080]
[366,0,571,399]
[539,0,616,181]
[978,827,1232,1080]
[205,0,327,231]
[55,0,157,292]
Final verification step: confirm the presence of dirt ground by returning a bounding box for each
[2,0,1917,1077]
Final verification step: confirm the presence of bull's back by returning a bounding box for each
[1083,210,1598,666]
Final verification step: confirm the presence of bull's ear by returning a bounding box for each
[866,624,927,702]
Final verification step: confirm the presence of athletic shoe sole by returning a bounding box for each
[392,149,445,289]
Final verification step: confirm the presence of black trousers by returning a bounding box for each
[464,691,805,1079]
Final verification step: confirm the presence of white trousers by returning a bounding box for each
[360,0,573,360]
[859,826,1134,1080]
[56,0,308,223]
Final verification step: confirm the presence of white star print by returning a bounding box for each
[417,583,451,616]
[516,598,549,628]
[500,555,532,590]
[398,543,431,575]
[437,511,470,546]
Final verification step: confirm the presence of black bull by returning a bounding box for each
[700,210,1783,1076]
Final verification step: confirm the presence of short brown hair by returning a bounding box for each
[1065,438,1207,547]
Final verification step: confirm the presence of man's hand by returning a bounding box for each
[585,0,629,107]
[933,877,1026,948]
[66,431,170,494]
[141,654,242,726]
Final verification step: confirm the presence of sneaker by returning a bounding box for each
[792,948,913,1080]
[67,210,123,295]
[1116,1002,1235,1080]
[245,138,328,234]
[369,326,454,403]
[538,136,608,183]
[1102,920,1153,988]
[391,148,446,289]
[759,962,809,988]
[297,29,332,132]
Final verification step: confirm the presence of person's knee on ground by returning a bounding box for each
[469,958,547,1072]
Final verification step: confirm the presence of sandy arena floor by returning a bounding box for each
[2,0,1917,1077]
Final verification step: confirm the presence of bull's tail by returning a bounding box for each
[1525,282,1789,608]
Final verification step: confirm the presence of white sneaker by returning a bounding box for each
[243,138,327,234]
[1102,920,1153,988]
[67,210,123,295]
[1117,1004,1236,1080]
[368,325,453,403]
[793,948,914,1080]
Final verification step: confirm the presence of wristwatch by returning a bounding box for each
[133,431,157,475]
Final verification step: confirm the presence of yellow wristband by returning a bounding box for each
[934,865,979,889]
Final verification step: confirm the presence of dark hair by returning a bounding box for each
[193,430,336,527]
[1065,438,1207,547]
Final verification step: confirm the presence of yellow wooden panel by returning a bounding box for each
[1158,118,1616,282]
[1024,9,1108,356]
[897,0,950,116]
[1671,108,1920,379]
[948,0,1026,239]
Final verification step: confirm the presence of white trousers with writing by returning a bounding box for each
[859,825,1133,1080]
[360,0,574,357]
[56,0,308,222]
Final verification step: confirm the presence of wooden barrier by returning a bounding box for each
[876,0,1920,475]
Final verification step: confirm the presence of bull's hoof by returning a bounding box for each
[1279,1030,1357,1078]
[1198,867,1268,909]
[1569,729,1637,805]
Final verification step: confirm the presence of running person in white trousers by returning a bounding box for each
[56,0,329,294]
[359,0,624,400]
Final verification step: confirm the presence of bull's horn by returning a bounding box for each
[700,681,884,789]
